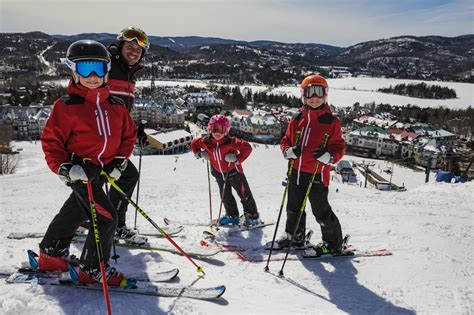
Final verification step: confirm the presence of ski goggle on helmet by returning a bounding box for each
[302,85,327,98]
[208,115,230,134]
[117,27,150,51]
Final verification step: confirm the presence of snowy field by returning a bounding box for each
[0,141,473,314]
[50,77,473,110]
[135,77,473,109]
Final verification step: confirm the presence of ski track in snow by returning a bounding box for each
[0,141,472,314]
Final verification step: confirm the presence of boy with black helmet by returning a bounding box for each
[39,40,137,286]
[277,74,346,254]
[106,27,150,245]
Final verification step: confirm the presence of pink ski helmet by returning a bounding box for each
[208,114,230,134]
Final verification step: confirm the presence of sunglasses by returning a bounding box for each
[303,85,327,98]
[120,29,150,50]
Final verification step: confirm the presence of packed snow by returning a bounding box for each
[0,139,472,314]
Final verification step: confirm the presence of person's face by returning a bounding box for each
[304,95,326,108]
[212,132,225,140]
[78,74,104,89]
[121,41,143,66]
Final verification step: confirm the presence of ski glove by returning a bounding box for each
[59,164,88,183]
[284,146,301,160]
[108,158,128,180]
[224,153,237,163]
[313,148,332,165]
[194,150,210,160]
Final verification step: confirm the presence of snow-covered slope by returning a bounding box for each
[0,141,472,314]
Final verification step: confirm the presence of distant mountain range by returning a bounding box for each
[1,31,473,85]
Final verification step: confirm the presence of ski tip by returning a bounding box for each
[216,285,226,298]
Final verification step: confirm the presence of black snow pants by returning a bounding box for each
[212,168,258,218]
[285,171,342,249]
[40,177,118,270]
[108,160,139,228]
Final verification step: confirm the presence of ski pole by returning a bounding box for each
[264,131,301,272]
[215,161,232,228]
[82,173,112,315]
[206,161,213,226]
[279,133,330,277]
[134,120,146,230]
[101,171,205,275]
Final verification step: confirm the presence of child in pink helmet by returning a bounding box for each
[191,115,260,226]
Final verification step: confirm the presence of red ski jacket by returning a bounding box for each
[191,136,252,175]
[41,81,137,174]
[281,104,345,186]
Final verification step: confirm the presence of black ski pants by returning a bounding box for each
[108,161,139,228]
[285,171,342,249]
[40,178,118,270]
[212,168,258,218]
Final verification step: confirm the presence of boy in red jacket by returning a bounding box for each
[192,115,260,226]
[278,74,346,254]
[39,40,137,286]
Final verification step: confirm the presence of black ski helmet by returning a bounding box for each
[66,40,111,84]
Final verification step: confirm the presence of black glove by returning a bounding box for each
[313,148,332,164]
[59,160,101,183]
[284,146,301,160]
[105,158,128,180]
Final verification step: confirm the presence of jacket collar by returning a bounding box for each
[65,80,110,105]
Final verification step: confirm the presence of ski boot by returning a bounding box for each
[267,230,313,250]
[243,213,263,226]
[35,248,79,272]
[218,215,240,226]
[311,235,351,256]
[115,225,148,246]
[71,263,135,288]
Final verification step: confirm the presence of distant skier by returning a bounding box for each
[192,114,261,226]
[277,74,346,254]
[106,26,150,245]
[38,40,136,285]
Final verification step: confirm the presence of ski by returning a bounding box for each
[7,224,184,240]
[0,267,179,283]
[203,221,275,239]
[115,242,221,259]
[237,247,392,262]
[5,273,225,300]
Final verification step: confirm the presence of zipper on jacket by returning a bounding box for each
[95,93,108,167]
[95,110,102,136]
[104,110,112,136]
[214,143,225,180]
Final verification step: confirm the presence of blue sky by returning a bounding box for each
[1,0,472,47]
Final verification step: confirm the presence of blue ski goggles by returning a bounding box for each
[66,59,111,78]
[75,61,109,78]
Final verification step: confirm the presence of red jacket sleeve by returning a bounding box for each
[118,110,137,159]
[327,117,346,164]
[40,99,73,173]
[280,118,297,154]
[191,137,204,154]
[233,138,252,164]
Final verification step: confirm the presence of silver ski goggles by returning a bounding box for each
[303,85,327,98]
